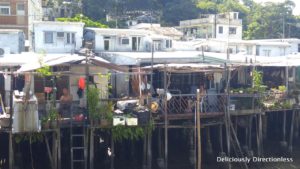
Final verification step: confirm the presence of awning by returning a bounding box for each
[142,63,224,73]
[16,53,127,73]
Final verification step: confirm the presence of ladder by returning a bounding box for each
[70,109,87,169]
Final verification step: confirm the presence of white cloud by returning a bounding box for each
[254,0,300,15]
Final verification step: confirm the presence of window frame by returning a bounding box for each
[0,4,10,15]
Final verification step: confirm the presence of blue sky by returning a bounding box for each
[254,0,300,15]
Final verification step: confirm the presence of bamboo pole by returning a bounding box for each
[196,89,201,169]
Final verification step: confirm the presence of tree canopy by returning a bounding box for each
[78,0,300,39]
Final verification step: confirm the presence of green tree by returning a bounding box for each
[56,14,108,28]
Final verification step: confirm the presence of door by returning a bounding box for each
[104,39,110,51]
[132,37,137,51]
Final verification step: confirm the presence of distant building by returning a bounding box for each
[196,38,300,57]
[84,28,174,52]
[0,29,25,54]
[0,0,42,42]
[33,21,84,53]
[177,12,242,40]
[42,0,82,21]
[129,23,184,40]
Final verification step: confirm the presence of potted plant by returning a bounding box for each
[49,107,59,128]
[99,101,113,127]
[87,86,101,126]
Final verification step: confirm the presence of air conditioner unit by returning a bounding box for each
[0,47,10,57]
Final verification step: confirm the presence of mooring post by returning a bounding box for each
[196,89,201,169]
[89,128,94,169]
[9,132,14,169]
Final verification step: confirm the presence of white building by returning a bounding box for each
[84,28,174,52]
[33,21,84,53]
[197,39,300,57]
[178,12,243,40]
[0,29,25,54]
[129,23,184,40]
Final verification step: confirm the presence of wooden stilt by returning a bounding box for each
[52,130,58,169]
[143,134,147,169]
[147,130,152,169]
[163,65,168,169]
[196,89,201,169]
[57,129,61,169]
[110,134,114,169]
[45,133,54,169]
[89,128,94,169]
[289,110,296,153]
[219,124,224,152]
[9,132,14,169]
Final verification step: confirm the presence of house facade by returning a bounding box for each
[178,12,242,40]
[33,21,84,53]
[0,0,42,41]
[0,29,25,54]
[84,28,174,52]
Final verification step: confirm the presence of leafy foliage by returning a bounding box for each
[56,14,108,28]
[112,125,145,142]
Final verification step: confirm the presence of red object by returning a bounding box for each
[44,87,53,94]
[74,114,84,122]
[78,77,85,90]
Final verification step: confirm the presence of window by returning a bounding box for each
[233,13,238,19]
[71,33,75,44]
[166,40,172,48]
[66,32,75,44]
[229,27,237,34]
[121,38,129,45]
[57,32,64,38]
[219,26,223,34]
[0,4,10,15]
[44,32,53,44]
[16,3,25,15]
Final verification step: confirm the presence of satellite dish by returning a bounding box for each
[0,48,4,56]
